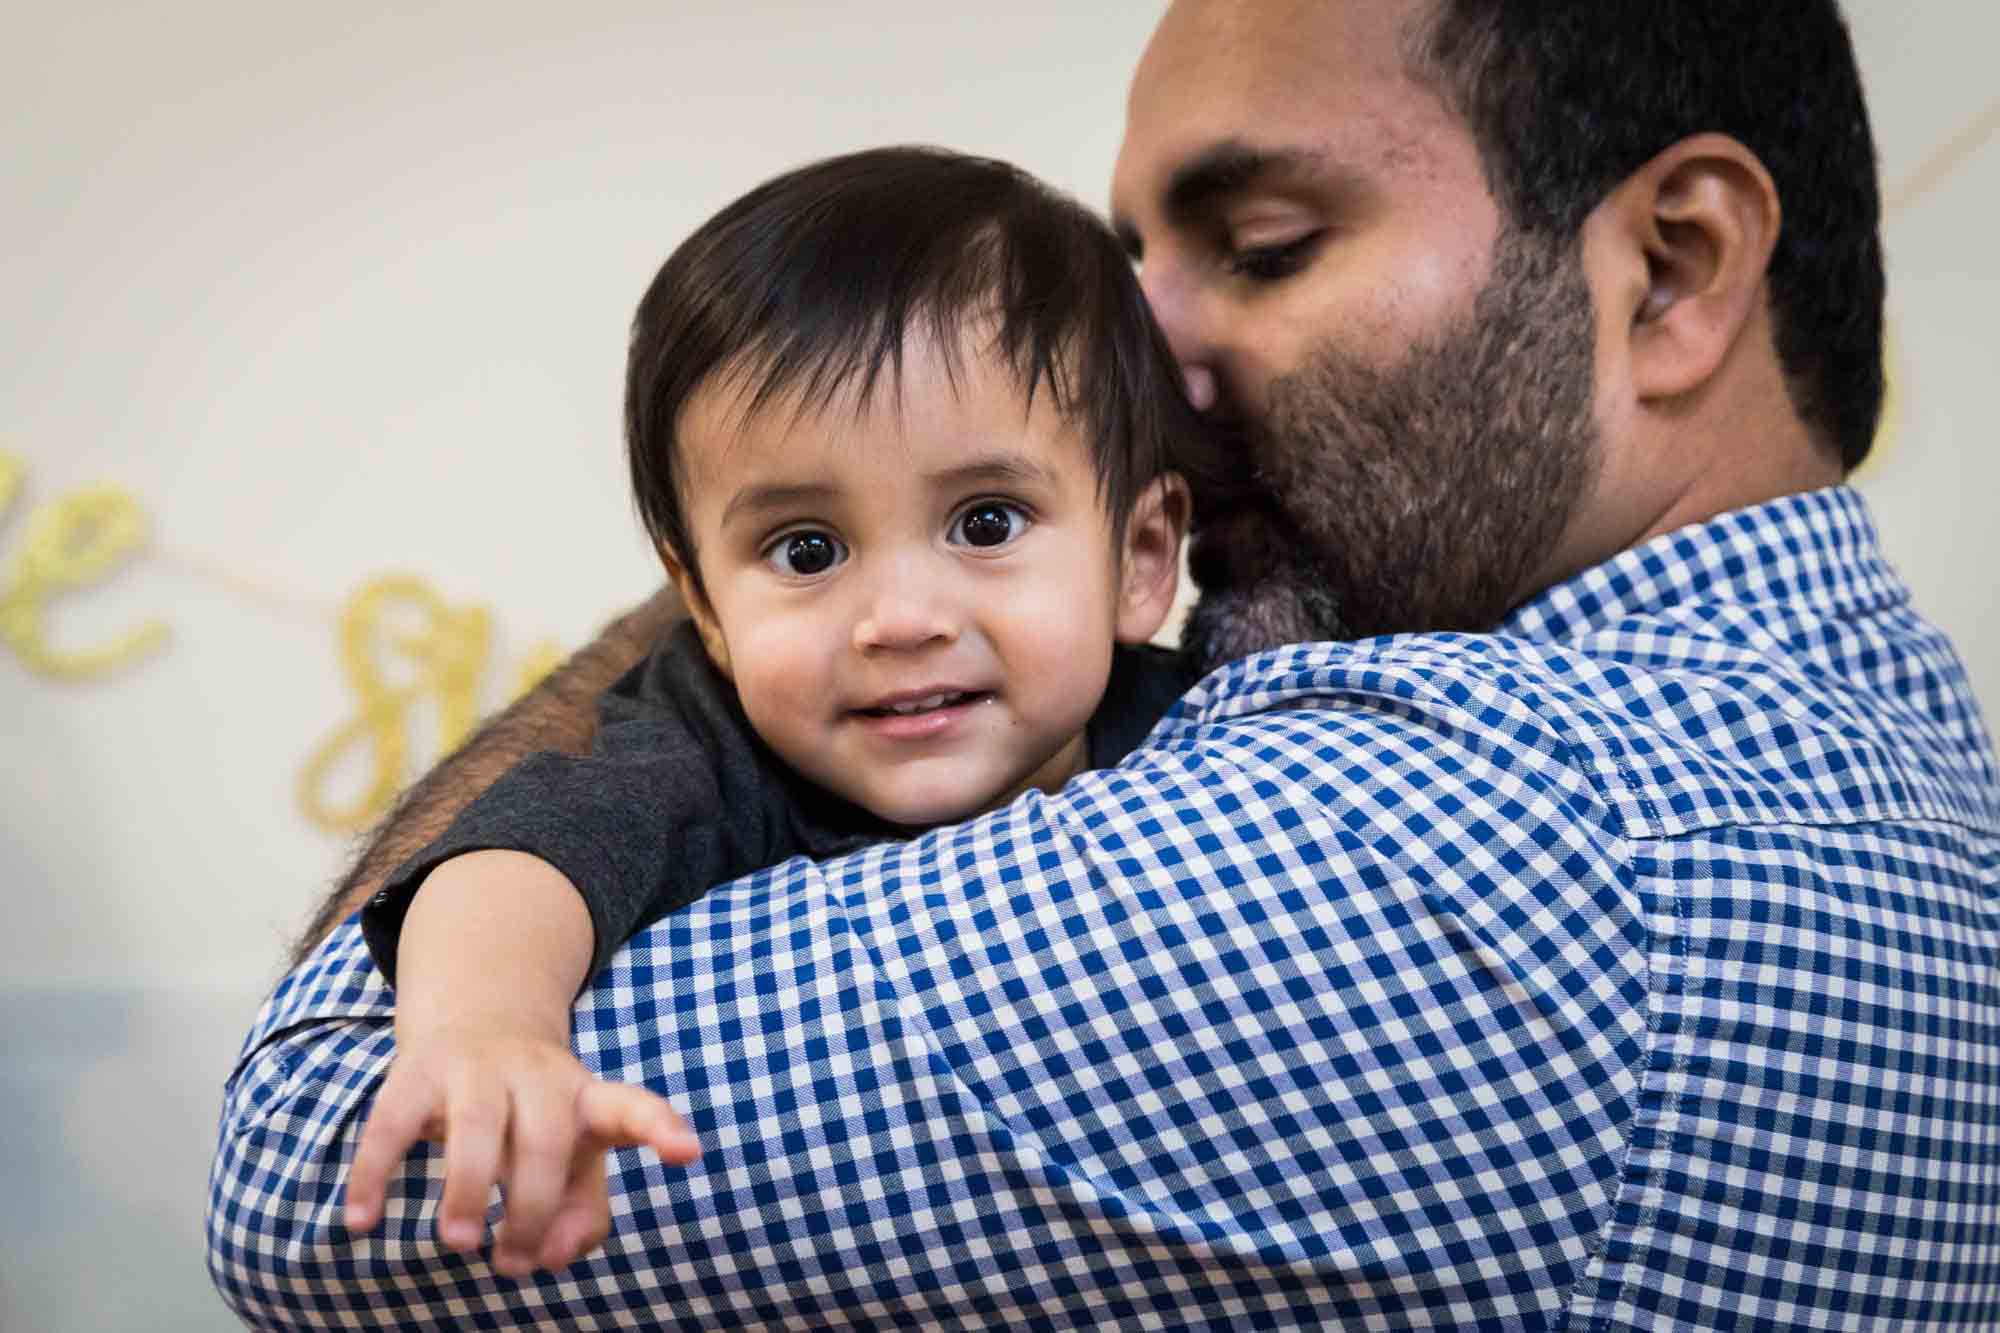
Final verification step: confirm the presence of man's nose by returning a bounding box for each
[1140,264,1221,415]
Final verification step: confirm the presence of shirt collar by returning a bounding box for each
[1499,485,1907,642]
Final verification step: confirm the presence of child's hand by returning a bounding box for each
[344,1021,700,1277]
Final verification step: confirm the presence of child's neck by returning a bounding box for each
[978,730,1091,819]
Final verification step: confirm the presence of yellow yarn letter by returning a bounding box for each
[0,454,170,679]
[298,574,492,833]
[511,638,565,701]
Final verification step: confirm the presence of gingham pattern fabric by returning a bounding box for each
[209,487,2000,1330]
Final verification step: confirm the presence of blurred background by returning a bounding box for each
[4,2,1993,1327]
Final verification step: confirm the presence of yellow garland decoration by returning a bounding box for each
[0,448,561,834]
[0,451,170,679]
[297,574,493,834]
[514,639,565,699]
[1,94,1990,831]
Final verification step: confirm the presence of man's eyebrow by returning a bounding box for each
[720,481,838,528]
[1113,140,1327,259]
[1165,141,1324,224]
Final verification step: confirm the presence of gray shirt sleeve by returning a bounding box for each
[360,628,1193,985]
[360,623,895,983]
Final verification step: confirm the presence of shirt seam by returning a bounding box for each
[1594,857,1692,1333]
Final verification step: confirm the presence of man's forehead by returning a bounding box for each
[1116,0,1445,207]
[1130,0,1423,106]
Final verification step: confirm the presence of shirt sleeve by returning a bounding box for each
[210,645,1654,1329]
[359,623,879,983]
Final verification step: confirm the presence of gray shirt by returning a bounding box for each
[363,622,1192,982]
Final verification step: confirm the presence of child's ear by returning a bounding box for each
[1114,472,1191,645]
[659,543,733,681]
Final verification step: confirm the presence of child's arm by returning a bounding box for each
[357,622,814,991]
[343,849,699,1277]
[293,584,684,966]
[343,625,890,1276]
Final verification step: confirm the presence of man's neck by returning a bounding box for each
[1528,354,1847,607]
[1632,432,1844,554]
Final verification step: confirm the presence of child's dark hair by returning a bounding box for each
[625,146,1213,582]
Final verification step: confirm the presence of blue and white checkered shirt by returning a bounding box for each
[209,487,2000,1330]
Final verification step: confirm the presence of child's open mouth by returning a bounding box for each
[855,690,991,719]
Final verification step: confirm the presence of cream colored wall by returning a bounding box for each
[1843,6,2000,718]
[2,4,1991,1327]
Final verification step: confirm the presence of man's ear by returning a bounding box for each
[1591,132,1782,404]
[658,543,732,680]
[1114,472,1191,645]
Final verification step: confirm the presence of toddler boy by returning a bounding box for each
[344,146,1217,1276]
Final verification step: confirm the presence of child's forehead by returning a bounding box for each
[680,326,1095,487]
[703,315,1026,423]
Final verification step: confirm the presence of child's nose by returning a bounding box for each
[851,578,957,654]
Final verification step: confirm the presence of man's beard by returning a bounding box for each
[1182,226,1600,671]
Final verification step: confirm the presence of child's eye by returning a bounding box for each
[949,501,1030,550]
[764,529,847,577]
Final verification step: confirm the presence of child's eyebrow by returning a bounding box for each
[720,482,839,529]
[718,457,1058,530]
[923,456,1060,491]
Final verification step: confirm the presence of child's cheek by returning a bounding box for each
[1008,576,1116,734]
[727,610,837,755]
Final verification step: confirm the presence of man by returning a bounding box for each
[210,2,2000,1328]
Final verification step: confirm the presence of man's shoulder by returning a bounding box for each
[223,919,393,1116]
[1135,637,1630,839]
[1161,621,1998,845]
[1163,633,1633,753]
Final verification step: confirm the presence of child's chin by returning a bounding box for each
[865,784,1009,831]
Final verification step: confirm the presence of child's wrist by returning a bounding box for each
[395,850,596,1030]
[394,1000,572,1050]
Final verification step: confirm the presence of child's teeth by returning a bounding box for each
[890,693,950,715]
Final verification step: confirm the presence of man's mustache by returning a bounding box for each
[1181,412,1274,529]
[1186,495,1306,590]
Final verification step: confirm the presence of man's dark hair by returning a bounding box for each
[1413,1,1885,470]
[625,146,1211,582]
